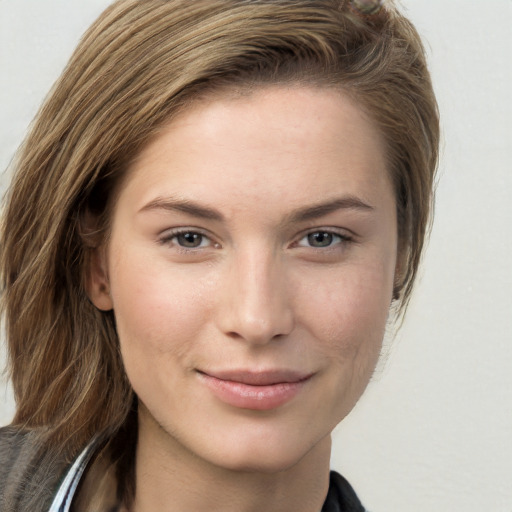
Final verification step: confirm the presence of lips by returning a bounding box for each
[197,369,312,411]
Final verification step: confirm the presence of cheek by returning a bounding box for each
[108,250,216,363]
[297,260,393,367]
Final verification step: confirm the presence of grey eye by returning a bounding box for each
[307,232,335,247]
[176,232,204,248]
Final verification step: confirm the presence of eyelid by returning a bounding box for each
[158,227,220,249]
[293,227,355,248]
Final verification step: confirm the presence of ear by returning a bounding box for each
[86,246,114,311]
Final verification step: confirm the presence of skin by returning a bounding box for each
[89,86,398,512]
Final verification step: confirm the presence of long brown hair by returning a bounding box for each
[1,0,438,469]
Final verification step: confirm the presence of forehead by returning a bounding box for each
[119,85,392,217]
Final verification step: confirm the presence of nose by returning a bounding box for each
[216,248,294,345]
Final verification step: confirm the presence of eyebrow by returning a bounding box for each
[139,197,225,221]
[138,195,373,223]
[287,196,374,223]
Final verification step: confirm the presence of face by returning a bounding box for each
[90,86,398,473]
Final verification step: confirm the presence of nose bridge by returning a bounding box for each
[219,245,294,344]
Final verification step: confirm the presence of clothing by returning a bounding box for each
[0,426,366,512]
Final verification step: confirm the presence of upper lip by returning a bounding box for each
[198,369,313,386]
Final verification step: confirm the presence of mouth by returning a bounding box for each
[196,369,313,411]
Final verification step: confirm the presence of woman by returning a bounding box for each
[0,0,439,510]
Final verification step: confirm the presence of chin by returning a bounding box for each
[213,447,310,474]
[195,422,332,475]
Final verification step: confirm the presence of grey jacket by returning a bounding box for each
[0,427,68,512]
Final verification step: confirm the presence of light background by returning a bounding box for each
[1,1,511,510]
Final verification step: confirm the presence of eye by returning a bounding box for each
[297,230,349,248]
[175,232,207,248]
[160,229,216,249]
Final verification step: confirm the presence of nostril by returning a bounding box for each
[220,309,294,345]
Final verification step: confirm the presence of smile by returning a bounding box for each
[197,370,313,411]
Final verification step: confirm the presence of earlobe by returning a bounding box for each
[86,246,114,311]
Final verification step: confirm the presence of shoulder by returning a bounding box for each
[0,426,70,512]
[322,470,367,512]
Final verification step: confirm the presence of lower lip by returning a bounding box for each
[198,374,309,411]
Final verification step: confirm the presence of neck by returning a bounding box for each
[130,406,331,512]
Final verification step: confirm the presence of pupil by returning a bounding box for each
[178,232,202,247]
[308,232,332,247]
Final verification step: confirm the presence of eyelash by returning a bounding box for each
[295,229,353,249]
[158,228,353,251]
[158,228,218,251]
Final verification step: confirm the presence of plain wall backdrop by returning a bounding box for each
[1,1,511,511]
